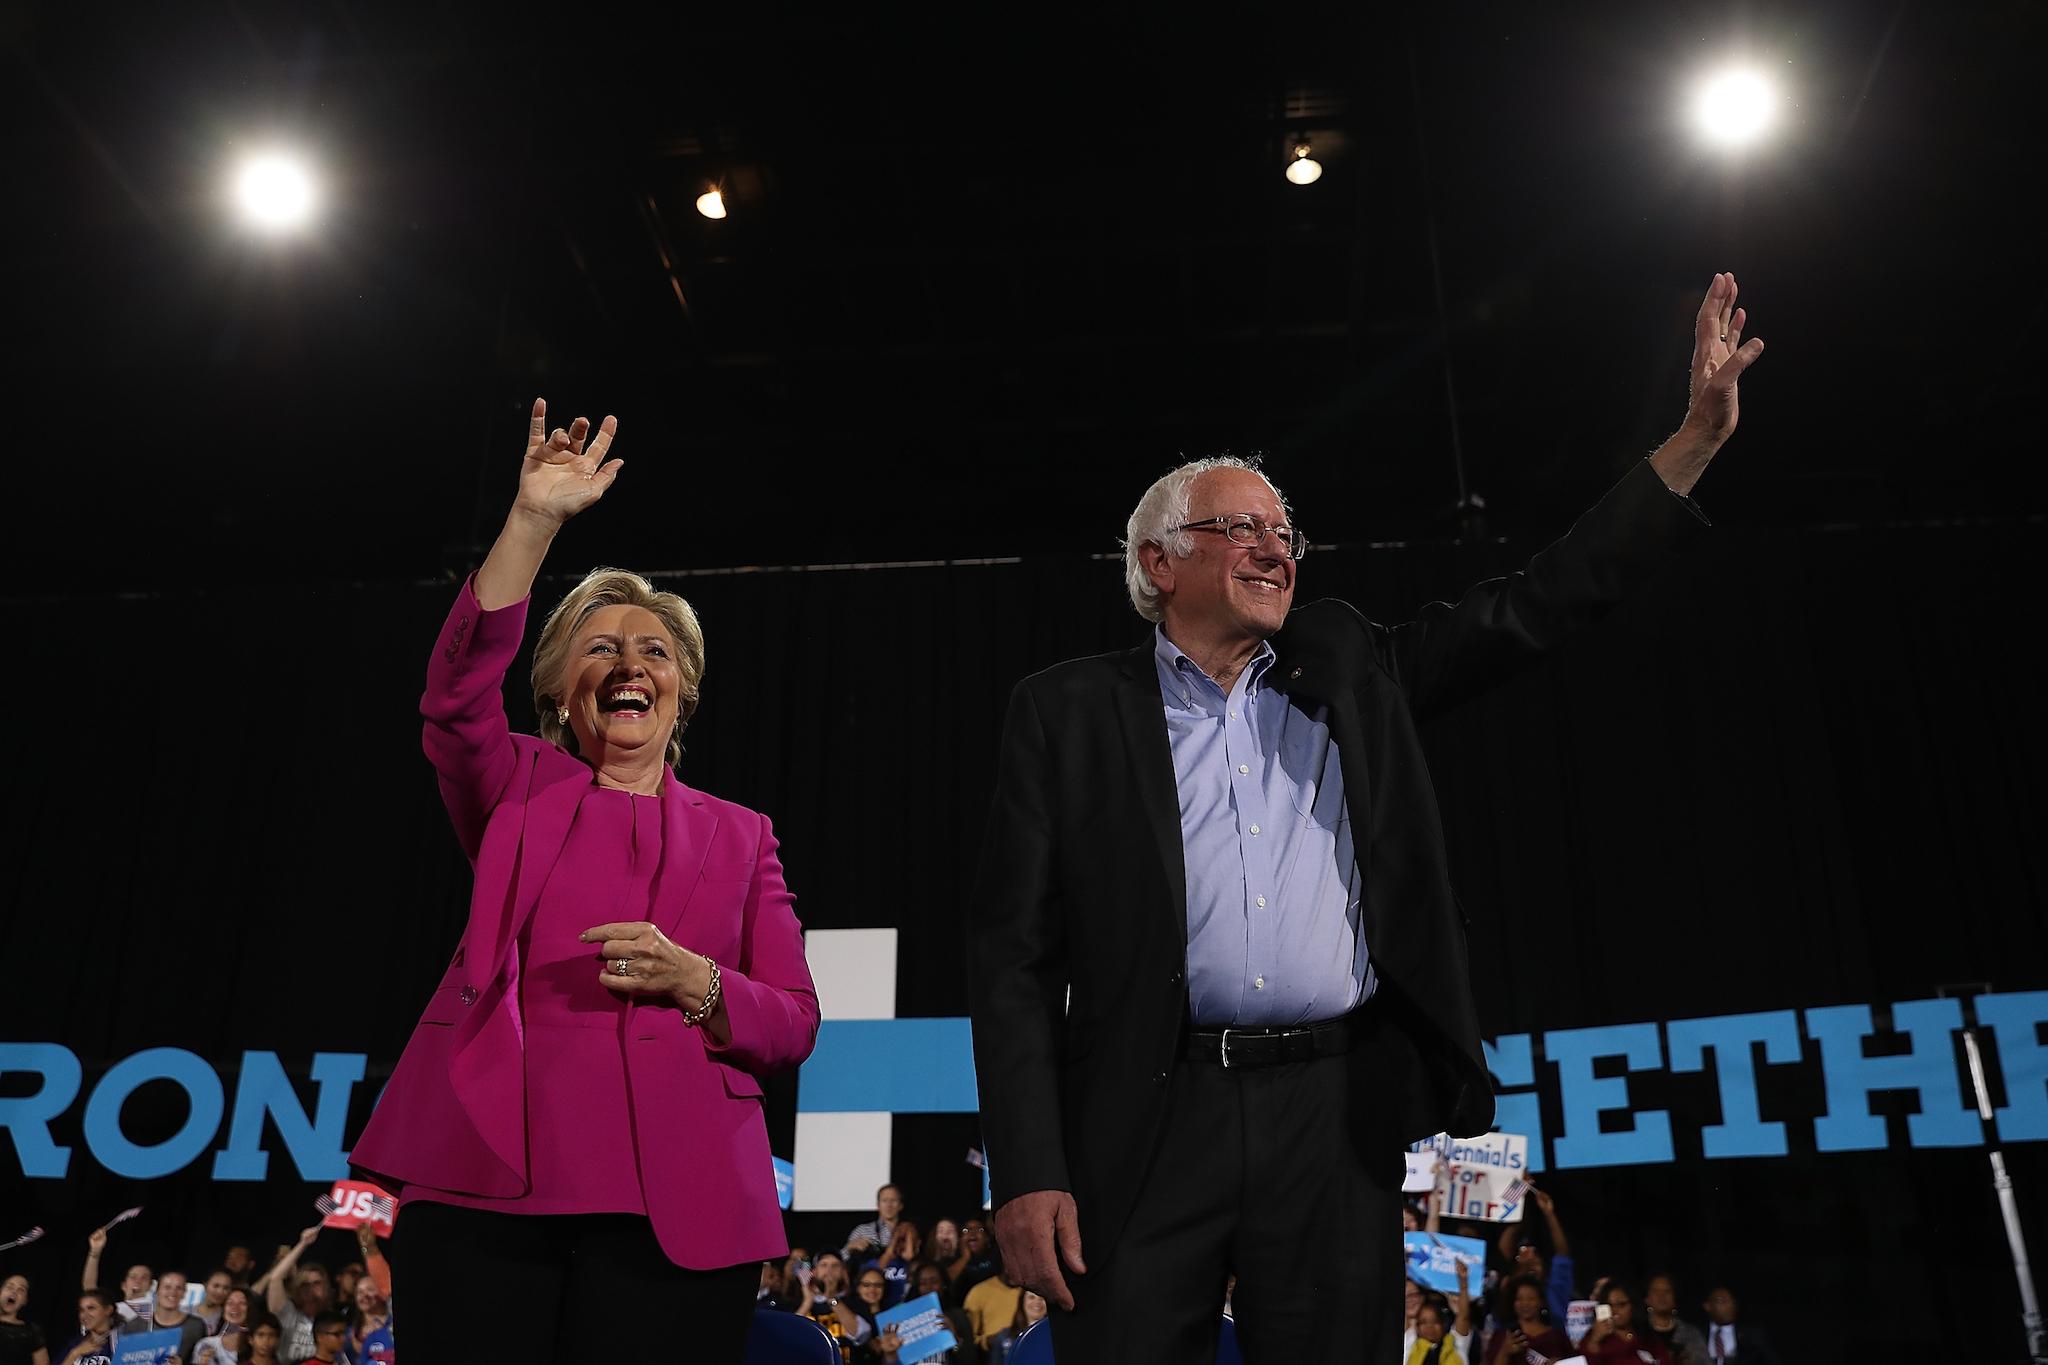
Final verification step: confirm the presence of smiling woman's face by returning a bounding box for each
[560,604,680,761]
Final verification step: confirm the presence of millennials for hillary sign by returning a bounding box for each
[1407,1131,1530,1222]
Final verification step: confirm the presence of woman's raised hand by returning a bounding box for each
[514,397,621,526]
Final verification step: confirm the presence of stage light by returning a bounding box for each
[233,153,317,232]
[1284,142,1323,185]
[1692,67,1777,148]
[695,188,727,220]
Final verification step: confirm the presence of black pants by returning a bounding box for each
[399,1203,759,1364]
[1050,1050,1404,1365]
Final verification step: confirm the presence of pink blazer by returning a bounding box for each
[349,577,820,1269]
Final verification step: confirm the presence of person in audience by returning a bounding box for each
[347,1273,392,1363]
[953,1220,1001,1298]
[1494,1181,1574,1323]
[909,1262,979,1365]
[1406,1300,1465,1365]
[759,1251,811,1313]
[243,1313,284,1365]
[192,1325,247,1365]
[79,1231,150,1325]
[805,1252,874,1357]
[222,1249,256,1288]
[193,1294,254,1365]
[1582,1279,1670,1364]
[962,1265,1022,1352]
[983,1291,1047,1365]
[0,1274,48,1365]
[145,1272,212,1358]
[1643,1274,1706,1364]
[261,1225,333,1363]
[1403,1278,1425,1341]
[845,1186,905,1261]
[1404,1265,1475,1361]
[850,1270,895,1358]
[331,1266,362,1323]
[1700,1286,1779,1365]
[927,1221,962,1276]
[193,1272,234,1333]
[298,1313,348,1365]
[1485,1274,1569,1365]
[870,1223,922,1307]
[55,1291,117,1365]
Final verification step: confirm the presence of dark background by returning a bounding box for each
[4,0,2046,1359]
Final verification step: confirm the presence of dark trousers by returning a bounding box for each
[1050,1050,1404,1365]
[399,1203,759,1364]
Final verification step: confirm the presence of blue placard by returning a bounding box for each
[1402,1231,1486,1297]
[116,1328,182,1365]
[773,1155,796,1210]
[875,1291,958,1363]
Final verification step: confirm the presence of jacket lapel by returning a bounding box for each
[1113,640,1189,946]
[483,764,588,977]
[652,771,718,944]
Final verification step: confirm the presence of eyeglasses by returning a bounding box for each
[1176,514,1309,560]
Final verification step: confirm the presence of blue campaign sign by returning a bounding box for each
[115,1328,182,1365]
[875,1291,958,1363]
[1402,1231,1486,1298]
[773,1155,796,1210]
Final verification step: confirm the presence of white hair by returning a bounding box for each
[1121,455,1292,622]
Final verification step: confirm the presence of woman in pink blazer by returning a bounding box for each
[349,400,820,1363]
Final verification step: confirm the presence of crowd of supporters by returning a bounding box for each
[1399,1174,1779,1365]
[0,1221,391,1365]
[0,1175,1780,1365]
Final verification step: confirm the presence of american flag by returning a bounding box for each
[965,1147,987,1170]
[100,1206,144,1230]
[0,1226,44,1252]
[1500,1176,1528,1210]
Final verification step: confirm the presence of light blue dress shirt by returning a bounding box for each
[1155,627,1375,1027]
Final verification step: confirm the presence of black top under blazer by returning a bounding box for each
[967,459,1709,1263]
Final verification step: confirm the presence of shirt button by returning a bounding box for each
[459,986,478,1005]
[1238,764,1249,775]
[1256,895,1267,908]
[1229,710,1239,720]
[1254,976,1266,990]
[1153,1071,1168,1084]
[1249,824,1260,836]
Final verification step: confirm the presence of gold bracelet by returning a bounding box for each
[682,957,722,1027]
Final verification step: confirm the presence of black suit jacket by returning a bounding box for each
[968,460,1707,1261]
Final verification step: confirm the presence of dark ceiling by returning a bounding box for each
[9,0,2044,594]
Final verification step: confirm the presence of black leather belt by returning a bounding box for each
[1182,1008,1364,1069]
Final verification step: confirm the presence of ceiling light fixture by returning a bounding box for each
[695,187,727,220]
[1285,141,1323,185]
[1691,67,1778,149]
[232,152,318,232]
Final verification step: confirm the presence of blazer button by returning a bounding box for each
[1168,972,1183,987]
[1289,666,1303,680]
[459,986,478,1005]
[1153,1071,1167,1084]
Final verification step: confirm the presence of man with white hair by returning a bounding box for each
[969,274,1764,1362]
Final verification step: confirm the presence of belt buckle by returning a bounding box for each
[1220,1027,1239,1069]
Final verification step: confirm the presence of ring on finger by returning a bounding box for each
[613,957,631,976]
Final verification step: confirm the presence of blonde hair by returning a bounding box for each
[531,567,706,768]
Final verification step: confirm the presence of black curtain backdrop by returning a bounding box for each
[3,490,2045,1357]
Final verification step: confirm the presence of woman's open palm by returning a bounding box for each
[515,397,621,524]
